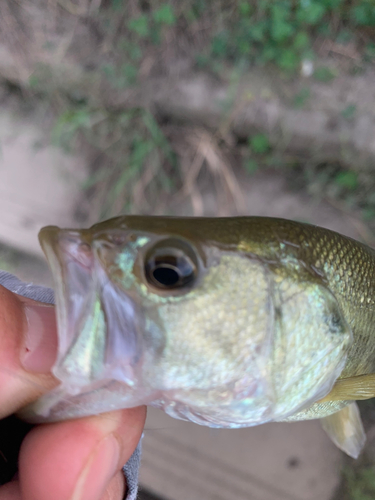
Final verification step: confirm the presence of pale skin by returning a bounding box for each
[0,285,146,500]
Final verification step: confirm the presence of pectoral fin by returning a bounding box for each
[320,402,366,458]
[318,373,375,403]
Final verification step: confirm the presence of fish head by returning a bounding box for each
[23,217,352,426]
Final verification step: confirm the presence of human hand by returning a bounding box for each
[0,284,146,500]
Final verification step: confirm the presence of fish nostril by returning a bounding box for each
[108,233,127,246]
[92,230,128,247]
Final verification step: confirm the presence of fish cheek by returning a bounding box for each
[143,255,273,395]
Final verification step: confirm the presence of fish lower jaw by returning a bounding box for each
[149,395,276,428]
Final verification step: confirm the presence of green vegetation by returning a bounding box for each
[249,133,271,154]
[96,0,375,76]
[341,104,357,120]
[52,106,177,217]
[293,88,311,108]
[92,0,375,93]
[313,66,337,81]
[206,0,375,71]
[288,160,375,228]
[335,170,358,190]
[41,0,375,222]
[340,466,375,500]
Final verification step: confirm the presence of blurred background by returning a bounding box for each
[0,0,375,498]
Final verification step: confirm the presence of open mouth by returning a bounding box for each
[21,226,149,421]
[39,226,144,387]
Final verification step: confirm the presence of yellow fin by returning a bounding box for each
[318,373,375,403]
[320,402,365,458]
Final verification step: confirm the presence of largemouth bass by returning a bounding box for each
[22,216,375,458]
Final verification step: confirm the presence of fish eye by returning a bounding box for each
[144,239,198,290]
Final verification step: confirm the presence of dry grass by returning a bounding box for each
[171,127,245,215]
[1,0,375,226]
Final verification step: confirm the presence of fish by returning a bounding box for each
[20,216,375,458]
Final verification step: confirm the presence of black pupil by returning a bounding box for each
[152,266,180,286]
[146,248,196,290]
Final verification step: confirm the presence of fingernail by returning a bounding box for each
[21,304,58,372]
[71,434,120,500]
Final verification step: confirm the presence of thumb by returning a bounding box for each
[0,285,58,419]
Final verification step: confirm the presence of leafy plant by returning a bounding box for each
[205,0,375,71]
[51,107,96,151]
[244,158,258,173]
[249,133,271,154]
[98,0,375,95]
[342,466,375,500]
[101,62,138,88]
[53,105,177,217]
[294,88,311,108]
[153,5,176,26]
[128,15,149,38]
[341,104,357,120]
[351,0,375,26]
[313,66,337,81]
[47,0,375,221]
[335,171,358,190]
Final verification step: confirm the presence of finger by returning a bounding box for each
[0,286,59,418]
[19,406,146,500]
[0,480,21,500]
[100,471,125,500]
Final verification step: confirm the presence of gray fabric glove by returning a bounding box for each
[0,271,141,500]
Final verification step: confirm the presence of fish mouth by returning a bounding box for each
[38,226,143,397]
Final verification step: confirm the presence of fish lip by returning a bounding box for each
[39,228,95,368]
